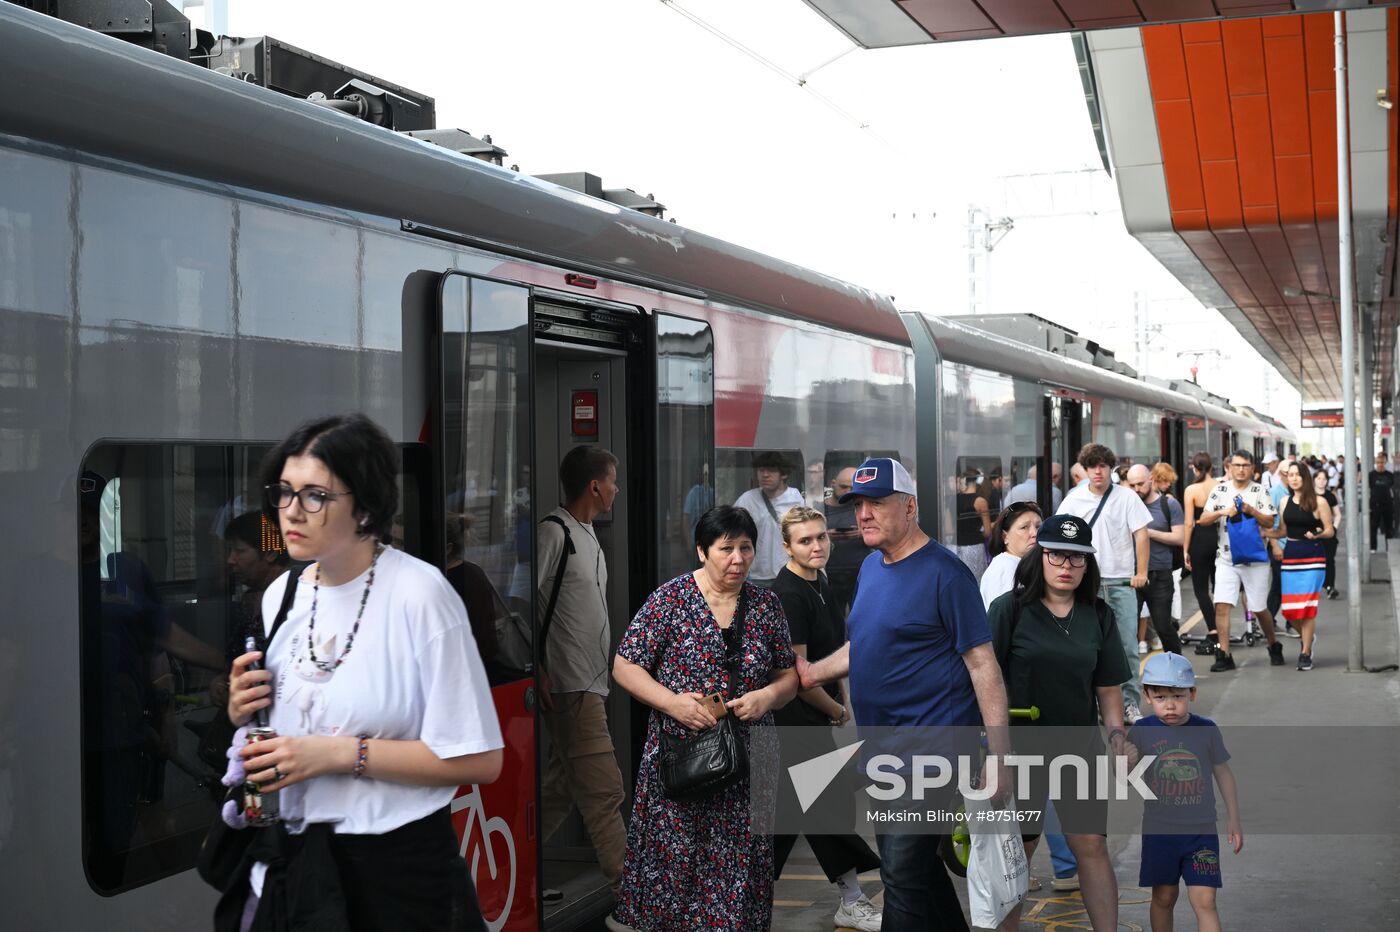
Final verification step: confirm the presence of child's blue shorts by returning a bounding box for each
[1140,833,1222,888]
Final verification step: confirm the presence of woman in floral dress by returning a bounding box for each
[609,506,799,932]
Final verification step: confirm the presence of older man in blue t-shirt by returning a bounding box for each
[799,457,1010,932]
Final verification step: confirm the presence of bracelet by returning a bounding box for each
[352,734,369,779]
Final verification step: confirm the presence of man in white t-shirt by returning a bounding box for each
[1258,451,1280,493]
[536,445,627,892]
[1197,449,1285,672]
[1057,443,1152,720]
[734,451,804,587]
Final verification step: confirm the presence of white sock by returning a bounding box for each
[835,868,863,906]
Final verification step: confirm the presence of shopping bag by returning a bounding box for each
[1226,505,1269,565]
[966,795,1030,929]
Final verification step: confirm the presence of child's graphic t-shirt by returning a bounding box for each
[1129,713,1231,834]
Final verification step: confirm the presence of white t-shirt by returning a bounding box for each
[979,551,1021,609]
[536,507,611,696]
[734,485,805,580]
[1204,481,1276,561]
[259,547,503,836]
[1056,484,1152,579]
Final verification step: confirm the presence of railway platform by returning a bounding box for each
[766,542,1400,932]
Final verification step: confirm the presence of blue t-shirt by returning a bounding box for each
[1130,713,1231,832]
[1270,480,1290,531]
[847,539,990,730]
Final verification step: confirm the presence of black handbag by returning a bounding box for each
[197,574,299,891]
[658,588,751,802]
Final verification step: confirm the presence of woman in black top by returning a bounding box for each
[770,506,881,930]
[1312,468,1341,597]
[1281,462,1333,670]
[1182,452,1220,655]
[987,514,1133,932]
[954,469,992,580]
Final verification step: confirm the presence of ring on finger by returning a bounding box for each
[273,768,286,782]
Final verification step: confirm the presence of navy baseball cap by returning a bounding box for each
[838,457,916,503]
[1036,514,1096,553]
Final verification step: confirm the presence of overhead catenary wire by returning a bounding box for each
[658,0,886,143]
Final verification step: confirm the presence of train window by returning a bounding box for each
[439,274,533,685]
[656,315,715,578]
[716,449,806,513]
[77,441,429,894]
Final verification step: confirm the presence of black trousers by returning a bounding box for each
[772,723,881,883]
[1371,506,1394,550]
[1267,553,1282,617]
[1188,543,1218,635]
[1136,569,1183,653]
[1323,537,1338,589]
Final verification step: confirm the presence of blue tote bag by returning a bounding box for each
[1226,500,1269,565]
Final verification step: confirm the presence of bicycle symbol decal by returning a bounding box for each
[452,784,517,932]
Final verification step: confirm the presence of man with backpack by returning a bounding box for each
[1126,464,1184,655]
[536,445,627,892]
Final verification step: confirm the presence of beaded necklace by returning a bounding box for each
[307,542,384,673]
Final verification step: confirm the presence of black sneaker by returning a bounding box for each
[1210,649,1236,672]
[1297,652,1313,671]
[1327,588,1340,600]
[1195,636,1219,656]
[1268,642,1285,666]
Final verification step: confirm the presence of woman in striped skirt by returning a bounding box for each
[1279,461,1334,670]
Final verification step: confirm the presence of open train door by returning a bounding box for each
[435,271,539,932]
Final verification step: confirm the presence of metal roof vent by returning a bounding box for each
[404,128,508,165]
[536,172,666,219]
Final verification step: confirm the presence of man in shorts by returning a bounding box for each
[1196,449,1285,671]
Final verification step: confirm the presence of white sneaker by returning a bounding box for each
[1150,635,1163,650]
[1124,702,1143,724]
[604,914,639,932]
[1137,640,1149,655]
[834,894,883,931]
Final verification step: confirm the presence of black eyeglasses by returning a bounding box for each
[1044,551,1088,568]
[1229,461,1253,469]
[265,482,350,514]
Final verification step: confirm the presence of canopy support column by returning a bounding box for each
[1336,12,1363,671]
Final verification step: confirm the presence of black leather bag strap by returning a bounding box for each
[264,572,300,648]
[724,586,751,700]
[538,515,574,660]
[1088,484,1113,527]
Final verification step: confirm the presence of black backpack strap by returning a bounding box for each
[264,572,300,648]
[537,515,574,662]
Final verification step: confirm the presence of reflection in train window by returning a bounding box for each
[439,274,533,685]
[656,315,715,578]
[716,449,806,511]
[77,441,427,894]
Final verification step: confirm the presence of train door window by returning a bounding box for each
[438,274,533,685]
[953,456,1000,560]
[77,441,428,894]
[656,314,715,579]
[716,448,806,511]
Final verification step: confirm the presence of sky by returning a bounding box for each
[218,0,1303,430]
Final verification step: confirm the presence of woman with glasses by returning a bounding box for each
[222,413,504,931]
[986,514,1134,932]
[980,502,1043,610]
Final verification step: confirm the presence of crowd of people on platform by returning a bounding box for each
[213,411,1379,932]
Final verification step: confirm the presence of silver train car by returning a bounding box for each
[0,4,1292,928]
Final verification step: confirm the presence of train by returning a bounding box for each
[0,3,1294,928]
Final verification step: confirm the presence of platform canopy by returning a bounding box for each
[802,1,1399,412]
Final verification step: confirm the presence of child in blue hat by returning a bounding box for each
[1129,652,1243,931]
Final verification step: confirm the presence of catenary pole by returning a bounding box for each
[1335,12,1363,671]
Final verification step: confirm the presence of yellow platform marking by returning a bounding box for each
[1020,889,1148,930]
[773,900,816,908]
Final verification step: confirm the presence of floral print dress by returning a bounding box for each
[613,573,796,932]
